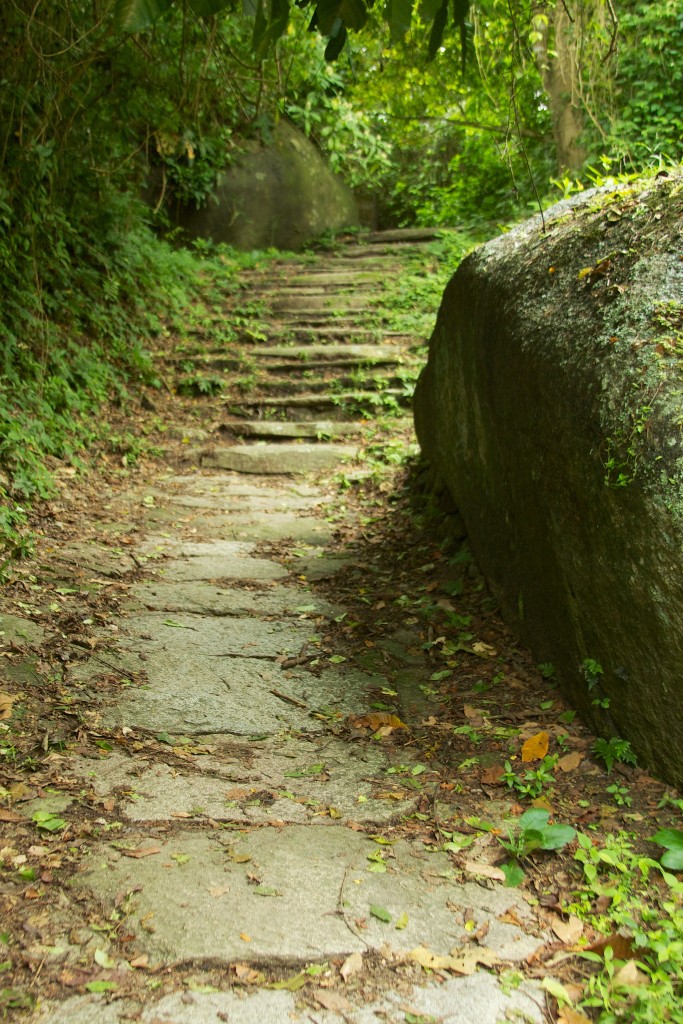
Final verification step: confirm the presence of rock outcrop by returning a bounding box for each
[414,173,683,786]
[171,120,358,251]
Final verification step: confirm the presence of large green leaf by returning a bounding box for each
[427,0,448,60]
[253,0,291,56]
[653,828,683,870]
[115,0,175,33]
[324,22,347,59]
[316,0,367,34]
[539,824,576,851]
[389,0,413,42]
[189,0,234,15]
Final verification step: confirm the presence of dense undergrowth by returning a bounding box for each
[0,215,270,570]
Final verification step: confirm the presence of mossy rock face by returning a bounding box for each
[414,173,683,786]
[174,120,358,251]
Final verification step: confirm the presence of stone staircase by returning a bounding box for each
[161,230,444,473]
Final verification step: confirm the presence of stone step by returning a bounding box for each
[269,293,374,313]
[255,343,403,365]
[199,442,358,475]
[228,370,408,398]
[225,389,411,421]
[220,420,370,440]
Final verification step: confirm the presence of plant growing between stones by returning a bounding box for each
[498,809,576,886]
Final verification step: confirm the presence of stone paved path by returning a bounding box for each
[15,232,548,1023]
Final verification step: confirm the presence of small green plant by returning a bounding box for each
[606,782,632,807]
[176,373,224,397]
[498,809,576,886]
[502,755,558,799]
[593,736,637,773]
[652,828,683,870]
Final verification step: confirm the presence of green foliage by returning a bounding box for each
[593,737,638,774]
[652,829,683,871]
[498,808,576,886]
[572,832,683,1024]
[610,0,683,164]
[502,755,558,799]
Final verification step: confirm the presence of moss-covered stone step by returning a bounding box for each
[225,389,411,420]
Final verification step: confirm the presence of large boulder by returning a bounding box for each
[414,172,683,786]
[172,120,358,251]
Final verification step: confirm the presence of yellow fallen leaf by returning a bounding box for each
[409,945,499,975]
[354,712,407,731]
[240,932,252,942]
[521,731,549,762]
[0,692,15,721]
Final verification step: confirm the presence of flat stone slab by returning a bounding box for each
[129,581,340,619]
[139,540,287,583]
[0,612,45,648]
[36,971,543,1024]
[74,826,544,965]
[270,293,372,312]
[72,735,415,825]
[256,343,399,364]
[99,636,380,734]
[200,443,357,475]
[188,512,332,545]
[224,420,366,440]
[118,611,311,659]
[36,971,544,1024]
[41,540,138,577]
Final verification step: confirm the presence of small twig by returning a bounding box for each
[270,689,307,709]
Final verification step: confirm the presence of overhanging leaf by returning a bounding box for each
[427,0,448,61]
[114,0,175,33]
[189,0,233,14]
[389,0,413,41]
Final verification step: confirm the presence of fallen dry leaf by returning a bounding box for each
[586,932,635,960]
[558,1008,592,1024]
[0,808,23,823]
[312,990,353,1012]
[557,751,583,772]
[521,731,549,762]
[480,765,505,785]
[240,932,252,942]
[551,915,584,945]
[208,886,231,898]
[353,712,407,731]
[120,845,161,859]
[129,955,149,969]
[340,951,363,981]
[0,692,15,720]
[233,963,261,984]
[611,960,649,989]
[464,860,506,882]
[409,945,499,975]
